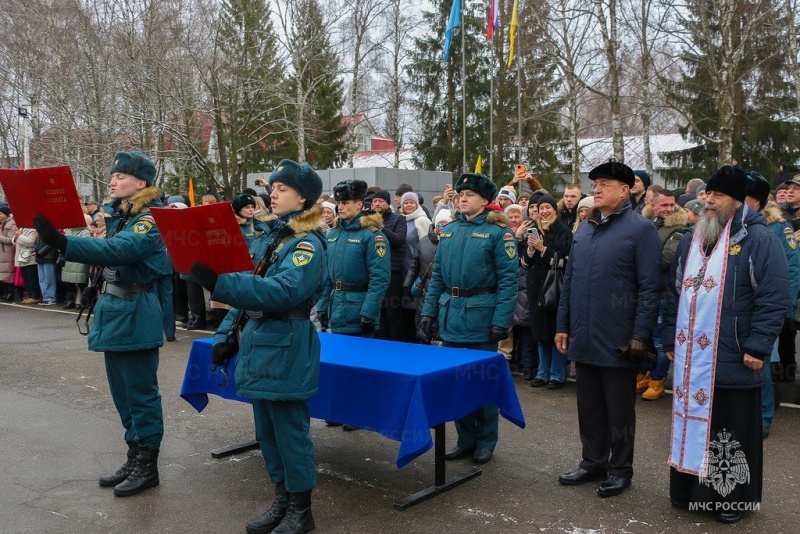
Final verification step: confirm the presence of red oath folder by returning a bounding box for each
[0,166,87,228]
[150,203,255,275]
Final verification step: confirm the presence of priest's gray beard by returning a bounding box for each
[695,201,741,249]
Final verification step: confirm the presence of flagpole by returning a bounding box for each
[461,9,466,174]
[516,2,522,164]
[489,42,494,180]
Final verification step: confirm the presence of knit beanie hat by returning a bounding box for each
[232,193,257,214]
[434,209,453,226]
[537,194,558,212]
[373,189,392,204]
[497,188,517,203]
[401,192,419,206]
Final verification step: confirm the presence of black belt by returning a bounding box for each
[103,282,155,301]
[444,286,496,298]
[335,281,368,292]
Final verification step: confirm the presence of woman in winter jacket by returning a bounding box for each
[61,216,93,309]
[400,193,432,336]
[404,209,451,342]
[12,227,41,303]
[0,208,19,301]
[521,195,573,389]
[512,202,540,379]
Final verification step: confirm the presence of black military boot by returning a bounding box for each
[245,482,290,534]
[99,441,138,487]
[113,446,159,497]
[272,490,314,534]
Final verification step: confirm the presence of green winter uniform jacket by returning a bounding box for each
[62,186,167,352]
[212,207,328,401]
[316,212,391,334]
[422,209,519,344]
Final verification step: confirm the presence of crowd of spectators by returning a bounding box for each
[2,165,798,410]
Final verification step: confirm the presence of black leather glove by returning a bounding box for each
[419,315,435,341]
[618,336,654,362]
[33,215,67,251]
[490,325,510,342]
[317,311,329,330]
[191,262,218,293]
[360,316,376,336]
[212,341,239,367]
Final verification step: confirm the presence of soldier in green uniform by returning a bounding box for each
[419,173,519,465]
[34,151,167,497]
[316,179,391,338]
[191,160,326,534]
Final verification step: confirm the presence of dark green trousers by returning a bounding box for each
[105,348,164,449]
[253,399,316,493]
[444,340,500,451]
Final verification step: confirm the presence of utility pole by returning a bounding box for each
[18,94,30,169]
[0,64,30,168]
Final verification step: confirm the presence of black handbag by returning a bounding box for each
[537,252,564,311]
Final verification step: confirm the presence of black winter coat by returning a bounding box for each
[521,219,573,341]
[380,210,407,273]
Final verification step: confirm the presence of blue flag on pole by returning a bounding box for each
[442,0,461,64]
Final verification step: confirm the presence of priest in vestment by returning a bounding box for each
[662,166,790,524]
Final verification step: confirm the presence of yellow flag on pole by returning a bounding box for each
[475,155,482,174]
[507,0,519,68]
[188,178,196,207]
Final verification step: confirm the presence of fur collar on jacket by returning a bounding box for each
[486,210,509,227]
[331,211,384,231]
[762,202,785,225]
[287,205,323,234]
[642,204,688,227]
[116,186,162,217]
[452,209,509,227]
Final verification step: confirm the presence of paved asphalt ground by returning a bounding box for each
[2,302,800,533]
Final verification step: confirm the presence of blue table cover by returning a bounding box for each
[181,333,526,468]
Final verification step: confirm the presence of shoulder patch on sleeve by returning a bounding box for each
[292,250,314,266]
[784,227,797,249]
[504,239,517,259]
[374,235,385,242]
[296,241,315,252]
[133,219,154,235]
[503,231,515,240]
[138,215,155,224]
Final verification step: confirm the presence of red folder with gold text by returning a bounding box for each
[150,203,255,275]
[0,166,87,228]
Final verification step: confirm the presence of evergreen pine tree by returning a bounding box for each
[286,0,347,169]
[213,0,286,197]
[665,0,799,180]
[409,0,562,184]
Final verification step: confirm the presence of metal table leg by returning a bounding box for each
[211,440,259,459]
[392,423,482,510]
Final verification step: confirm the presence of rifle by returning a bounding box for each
[76,202,133,335]
[216,221,291,380]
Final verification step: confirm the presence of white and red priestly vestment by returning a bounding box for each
[668,219,732,476]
